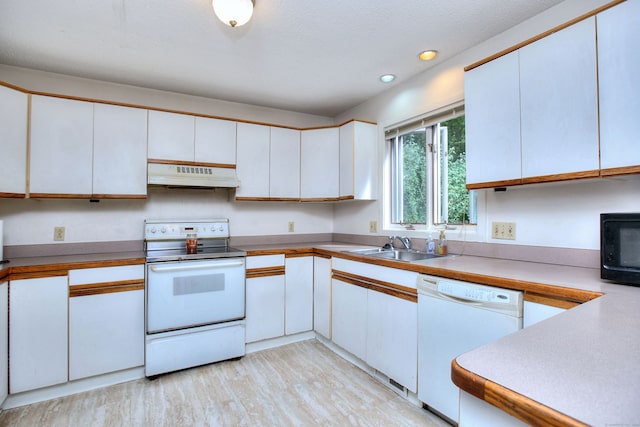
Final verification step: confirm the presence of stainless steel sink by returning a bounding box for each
[344,247,441,262]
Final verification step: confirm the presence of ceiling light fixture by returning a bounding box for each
[418,50,438,61]
[379,74,396,83]
[212,0,255,28]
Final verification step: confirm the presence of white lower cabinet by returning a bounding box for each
[459,390,528,427]
[69,288,144,380]
[9,276,69,394]
[0,281,8,404]
[366,289,417,392]
[313,256,331,339]
[284,256,313,335]
[331,279,368,360]
[331,258,418,391]
[523,300,567,328]
[245,255,286,343]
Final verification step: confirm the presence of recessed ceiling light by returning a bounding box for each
[418,50,438,61]
[379,74,396,83]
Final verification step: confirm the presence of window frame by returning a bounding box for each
[383,103,478,236]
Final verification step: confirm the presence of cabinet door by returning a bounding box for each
[245,275,285,342]
[284,256,313,335]
[30,96,93,196]
[465,51,522,186]
[523,301,566,328]
[340,121,378,200]
[236,122,270,199]
[313,256,331,338]
[331,279,367,361]
[69,289,144,380]
[270,127,300,200]
[93,103,148,196]
[0,86,28,196]
[300,128,339,200]
[366,289,417,392]
[0,281,7,404]
[597,1,640,172]
[147,110,195,162]
[520,18,599,179]
[10,276,68,393]
[194,117,237,165]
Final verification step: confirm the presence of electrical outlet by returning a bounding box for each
[288,221,295,232]
[369,221,378,233]
[54,226,65,241]
[491,222,516,240]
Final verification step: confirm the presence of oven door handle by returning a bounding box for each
[149,260,245,273]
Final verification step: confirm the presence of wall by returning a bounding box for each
[333,0,640,251]
[0,65,335,247]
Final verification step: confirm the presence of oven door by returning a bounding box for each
[146,257,245,334]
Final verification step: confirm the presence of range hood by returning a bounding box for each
[148,163,240,188]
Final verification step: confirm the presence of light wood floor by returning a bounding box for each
[0,339,450,426]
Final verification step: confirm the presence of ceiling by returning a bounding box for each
[0,0,565,117]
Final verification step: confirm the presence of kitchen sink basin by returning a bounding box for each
[344,247,441,262]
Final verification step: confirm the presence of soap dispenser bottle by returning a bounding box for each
[437,230,448,255]
[426,233,435,254]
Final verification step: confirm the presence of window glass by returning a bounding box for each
[388,113,476,227]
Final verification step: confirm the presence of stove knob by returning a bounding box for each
[161,227,167,233]
[150,227,157,233]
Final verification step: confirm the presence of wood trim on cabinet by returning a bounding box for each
[246,266,286,279]
[332,269,417,303]
[300,198,341,203]
[521,170,600,185]
[466,178,523,190]
[464,0,626,72]
[338,195,355,201]
[600,165,640,177]
[452,359,589,427]
[4,82,377,132]
[524,291,580,309]
[90,194,147,200]
[69,279,144,297]
[235,197,302,202]
[285,250,315,258]
[28,193,94,199]
[9,269,69,281]
[0,192,26,199]
[147,158,236,169]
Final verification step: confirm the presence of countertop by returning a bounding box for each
[1,242,638,425]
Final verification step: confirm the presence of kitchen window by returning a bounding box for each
[386,105,476,229]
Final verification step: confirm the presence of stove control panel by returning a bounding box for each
[144,220,229,240]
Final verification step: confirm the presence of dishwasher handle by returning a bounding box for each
[417,274,523,316]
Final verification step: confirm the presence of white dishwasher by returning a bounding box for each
[417,274,523,424]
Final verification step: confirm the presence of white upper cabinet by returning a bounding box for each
[339,121,378,200]
[597,1,640,173]
[0,85,28,196]
[270,127,300,200]
[300,127,340,200]
[236,122,270,199]
[30,95,94,196]
[30,96,148,198]
[465,51,522,187]
[148,111,237,166]
[519,17,599,179]
[194,116,237,165]
[93,103,148,196]
[147,110,195,162]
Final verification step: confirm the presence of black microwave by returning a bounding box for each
[601,213,640,286]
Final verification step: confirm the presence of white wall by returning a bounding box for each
[0,189,333,246]
[333,0,640,250]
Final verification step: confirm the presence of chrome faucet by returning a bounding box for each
[395,236,412,250]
